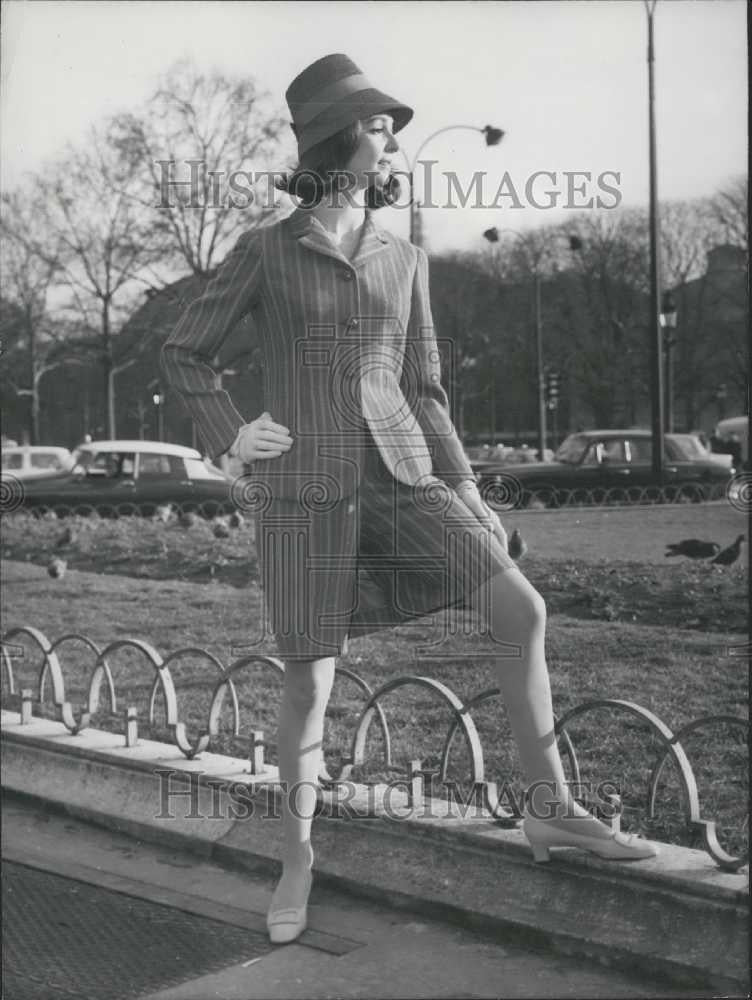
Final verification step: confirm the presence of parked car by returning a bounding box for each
[712,415,749,468]
[5,440,236,518]
[472,429,736,509]
[465,443,555,471]
[669,433,734,469]
[1,445,74,480]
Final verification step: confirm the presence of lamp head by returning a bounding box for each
[483,126,505,147]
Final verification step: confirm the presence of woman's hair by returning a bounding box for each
[275,120,401,209]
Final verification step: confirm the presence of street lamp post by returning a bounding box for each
[483,227,546,458]
[645,0,666,481]
[152,390,164,442]
[406,124,504,246]
[149,379,164,441]
[483,227,580,461]
[715,383,727,421]
[660,290,678,432]
[533,270,546,461]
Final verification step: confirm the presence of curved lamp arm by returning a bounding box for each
[411,125,492,171]
[400,123,503,245]
[398,123,504,187]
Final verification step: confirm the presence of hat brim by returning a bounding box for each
[296,89,414,157]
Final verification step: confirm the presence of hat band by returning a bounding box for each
[292,72,371,128]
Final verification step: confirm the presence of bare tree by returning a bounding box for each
[708,175,748,251]
[110,57,290,277]
[30,122,166,438]
[0,189,93,443]
[493,214,649,428]
[429,252,501,439]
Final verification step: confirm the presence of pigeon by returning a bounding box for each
[664,539,720,559]
[153,502,174,523]
[508,528,527,561]
[213,521,231,539]
[55,526,76,548]
[710,535,745,566]
[179,511,197,528]
[228,510,244,528]
[47,557,67,579]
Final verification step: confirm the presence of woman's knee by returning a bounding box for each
[487,570,547,642]
[283,657,336,711]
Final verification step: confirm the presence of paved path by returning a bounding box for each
[2,793,701,1000]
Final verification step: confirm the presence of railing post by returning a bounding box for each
[125,707,139,747]
[250,730,266,775]
[406,758,424,808]
[20,688,33,724]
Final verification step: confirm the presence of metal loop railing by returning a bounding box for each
[1,471,747,522]
[478,476,734,512]
[2,623,746,871]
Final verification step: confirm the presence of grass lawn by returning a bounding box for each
[1,502,748,858]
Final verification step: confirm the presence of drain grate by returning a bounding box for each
[2,861,274,1000]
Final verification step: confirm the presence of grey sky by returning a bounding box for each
[1,0,746,251]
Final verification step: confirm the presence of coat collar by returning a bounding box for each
[286,205,390,267]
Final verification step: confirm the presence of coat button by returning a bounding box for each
[341,270,353,280]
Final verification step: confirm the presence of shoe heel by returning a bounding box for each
[530,842,551,863]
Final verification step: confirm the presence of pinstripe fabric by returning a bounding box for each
[254,428,516,660]
[160,206,476,500]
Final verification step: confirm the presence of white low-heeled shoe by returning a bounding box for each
[522,811,659,863]
[266,869,313,944]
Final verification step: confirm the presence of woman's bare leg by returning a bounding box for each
[468,566,613,834]
[271,655,336,911]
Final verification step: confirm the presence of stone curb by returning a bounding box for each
[1,711,748,993]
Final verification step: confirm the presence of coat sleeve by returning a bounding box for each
[400,246,476,488]
[160,228,263,463]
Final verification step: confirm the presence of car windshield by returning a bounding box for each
[554,434,589,464]
[667,434,706,459]
[70,447,96,469]
[184,457,228,481]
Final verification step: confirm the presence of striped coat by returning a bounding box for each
[160,206,475,500]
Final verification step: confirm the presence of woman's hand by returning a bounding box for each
[455,481,509,553]
[232,412,293,463]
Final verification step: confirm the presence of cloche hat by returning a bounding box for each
[286,53,413,157]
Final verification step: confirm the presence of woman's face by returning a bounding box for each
[344,114,399,189]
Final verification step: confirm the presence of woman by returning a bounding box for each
[161,53,657,946]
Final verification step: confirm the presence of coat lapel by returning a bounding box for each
[286,206,390,268]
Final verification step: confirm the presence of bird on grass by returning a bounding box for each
[178,511,197,528]
[55,526,76,548]
[228,510,244,528]
[47,557,67,579]
[664,539,720,559]
[508,528,527,561]
[153,502,174,523]
[710,535,745,566]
